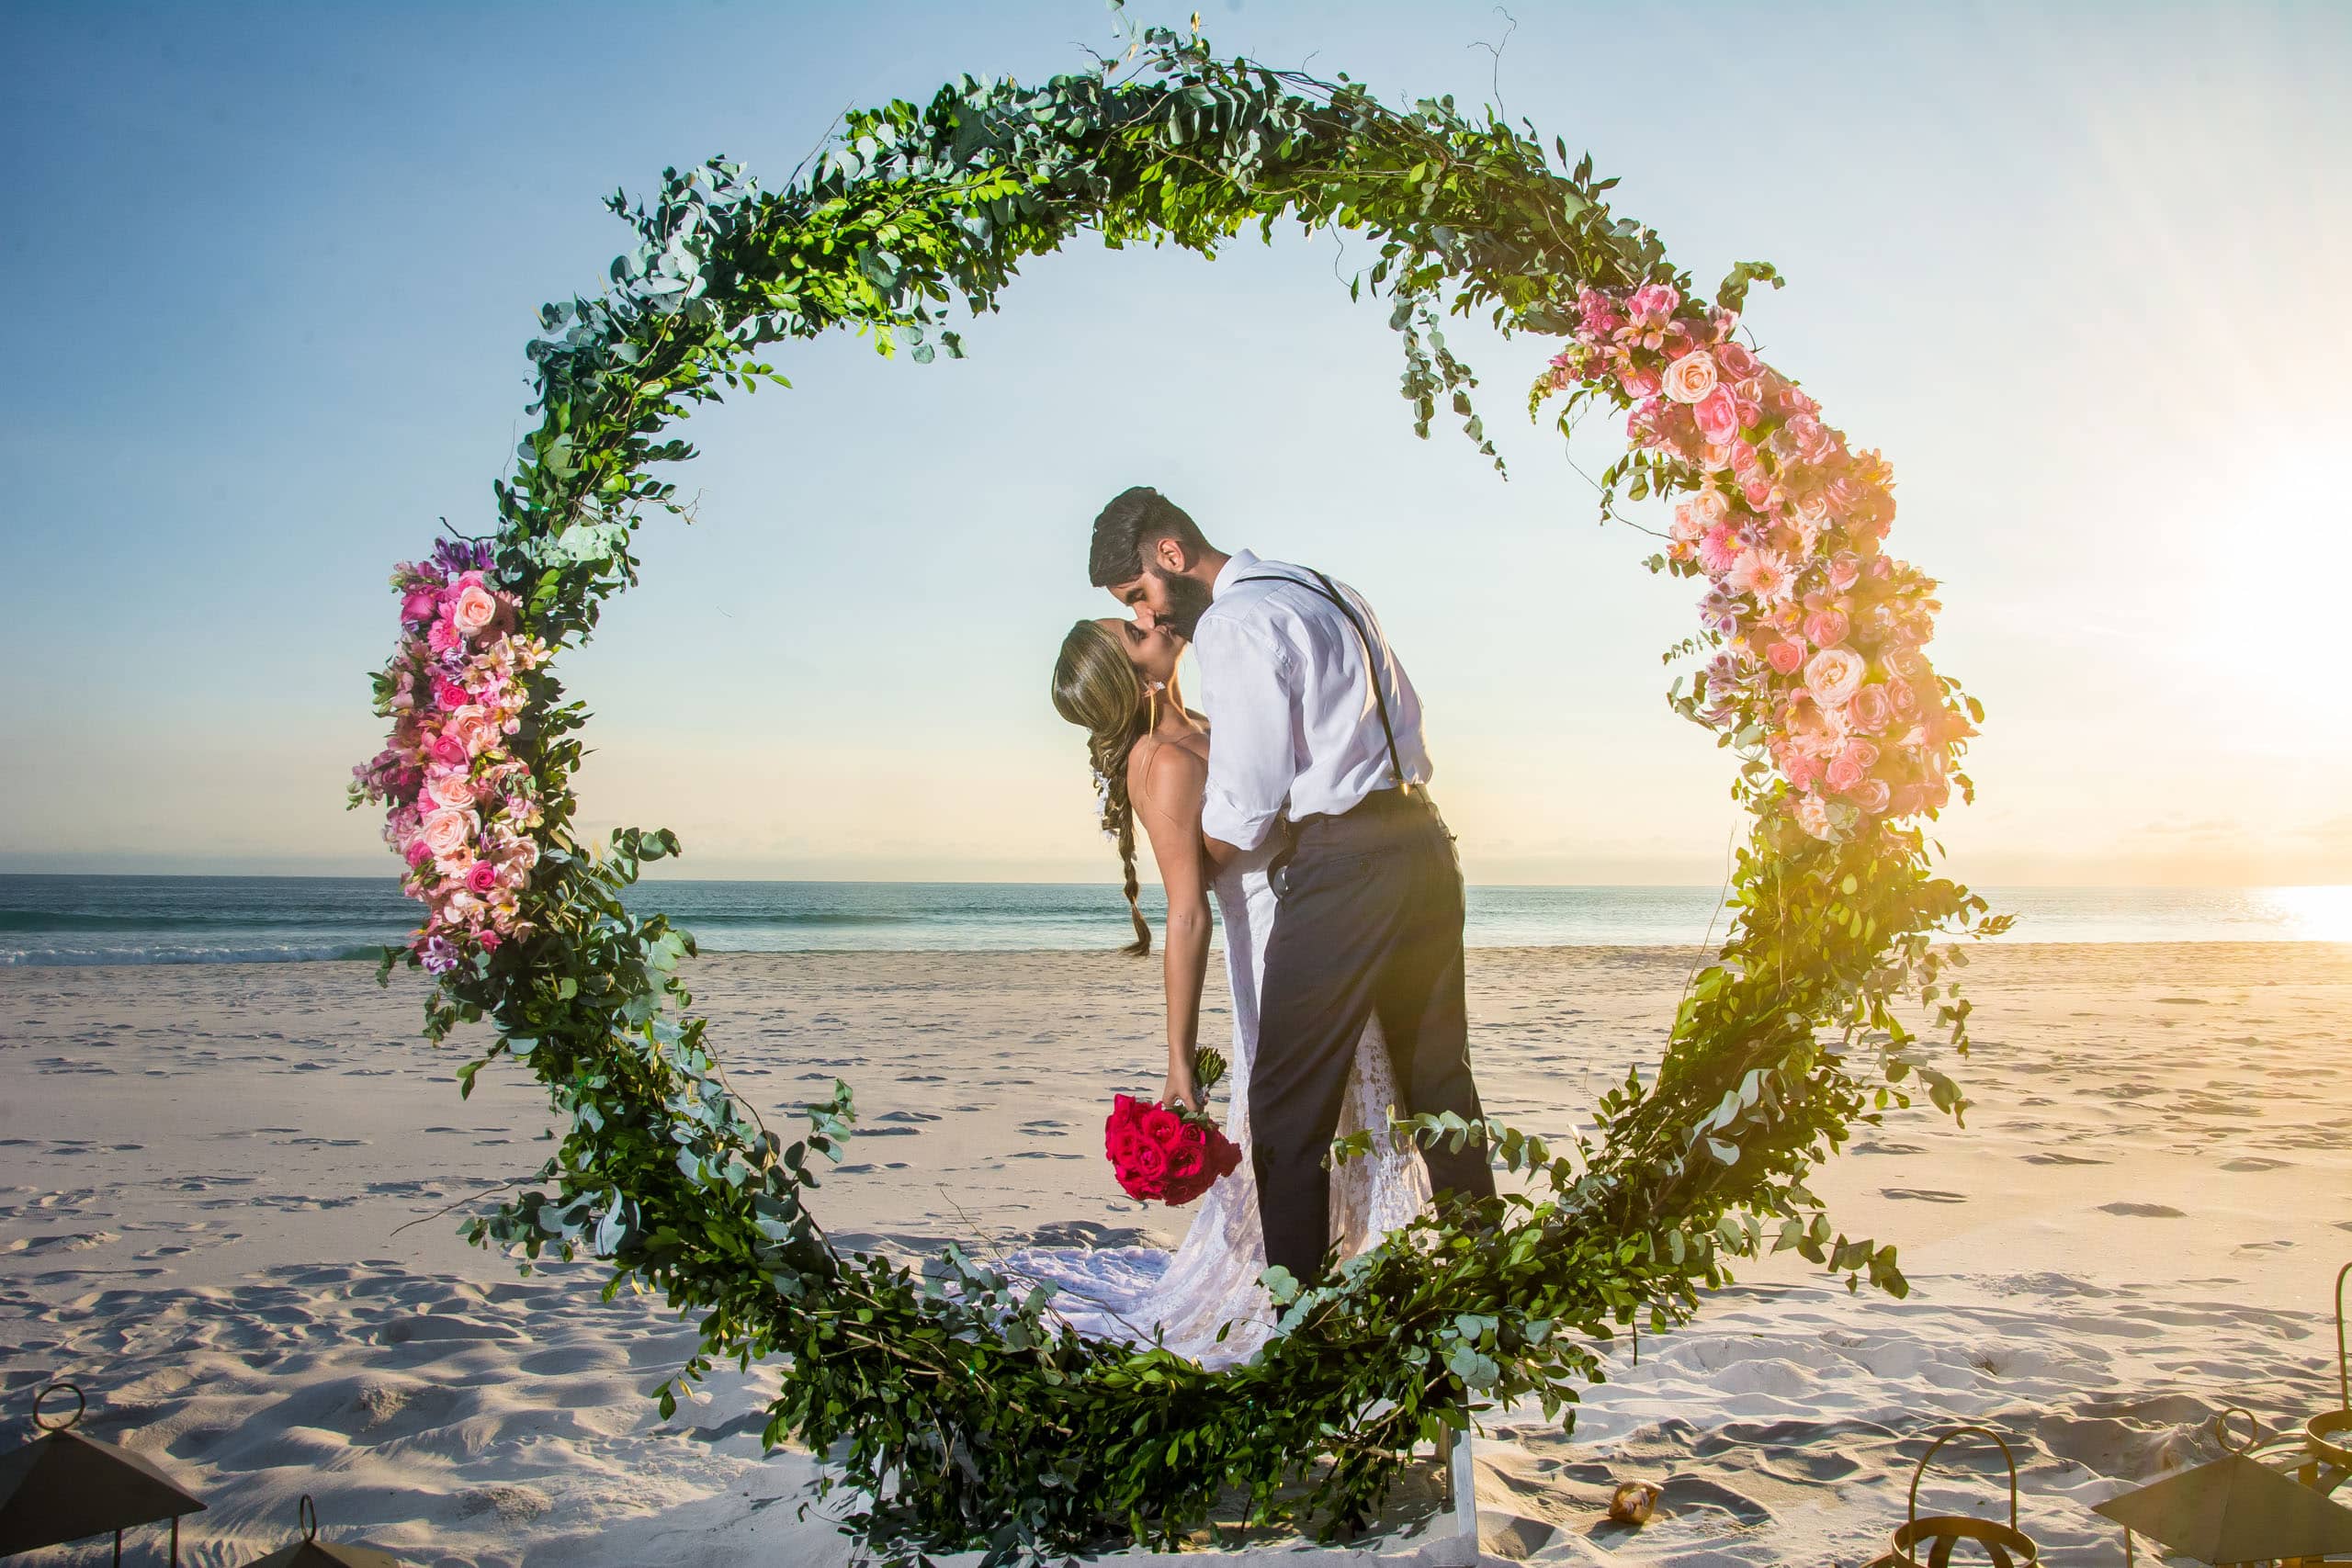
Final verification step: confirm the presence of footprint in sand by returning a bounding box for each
[2219,1156,2290,1172]
[2100,1201,2187,1218]
[1882,1189,1968,1203]
[2,1232,120,1255]
[2022,1152,2106,1166]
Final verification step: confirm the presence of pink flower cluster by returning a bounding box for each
[1549,285,1974,840]
[350,539,551,972]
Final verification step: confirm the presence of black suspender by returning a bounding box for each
[1233,569,1408,790]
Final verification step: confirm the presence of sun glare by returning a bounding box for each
[2260,885,2352,942]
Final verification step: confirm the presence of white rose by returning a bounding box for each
[1661,349,1720,405]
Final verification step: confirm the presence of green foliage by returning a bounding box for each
[378,13,2003,1563]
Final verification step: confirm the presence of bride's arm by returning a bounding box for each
[1131,742,1212,1112]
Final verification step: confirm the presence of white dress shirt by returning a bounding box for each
[1192,549,1434,851]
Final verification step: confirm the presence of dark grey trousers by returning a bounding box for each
[1249,789,1497,1285]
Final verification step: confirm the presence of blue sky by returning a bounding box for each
[4,2,2347,885]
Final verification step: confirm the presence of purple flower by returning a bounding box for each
[418,935,460,976]
[431,537,496,577]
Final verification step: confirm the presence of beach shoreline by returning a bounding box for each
[5,942,2349,1562]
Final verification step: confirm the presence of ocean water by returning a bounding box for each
[4,875,2351,966]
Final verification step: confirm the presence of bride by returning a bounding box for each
[1011,613,1429,1366]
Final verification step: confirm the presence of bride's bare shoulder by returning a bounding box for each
[1125,733,1206,819]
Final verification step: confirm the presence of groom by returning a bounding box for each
[1089,486,1497,1287]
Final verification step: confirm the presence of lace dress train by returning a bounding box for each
[1005,849,1430,1369]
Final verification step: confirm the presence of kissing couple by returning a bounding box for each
[1011,486,1498,1365]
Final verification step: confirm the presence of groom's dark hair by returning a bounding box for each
[1089,486,1209,587]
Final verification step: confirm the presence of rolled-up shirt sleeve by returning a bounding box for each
[1194,615,1296,851]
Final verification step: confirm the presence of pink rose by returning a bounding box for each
[1804,647,1867,707]
[1627,282,1680,326]
[403,837,434,869]
[1693,386,1743,446]
[450,582,502,639]
[1766,640,1805,675]
[1847,682,1892,732]
[1660,349,1719,404]
[1840,738,1881,771]
[1739,469,1777,510]
[432,676,469,709]
[1886,678,1922,720]
[401,589,440,626]
[1803,609,1849,649]
[418,807,476,860]
[467,861,500,895]
[425,770,479,812]
[429,733,468,768]
[1781,748,1825,790]
[1714,340,1759,380]
[1785,412,1839,466]
[1850,777,1892,815]
[1827,553,1864,592]
[447,705,500,756]
[1826,751,1866,793]
[1621,363,1662,399]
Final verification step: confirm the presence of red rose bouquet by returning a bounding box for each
[1104,1048,1243,1206]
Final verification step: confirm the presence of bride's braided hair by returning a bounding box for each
[1051,619,1153,955]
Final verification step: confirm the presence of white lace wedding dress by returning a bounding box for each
[1004,842,1430,1368]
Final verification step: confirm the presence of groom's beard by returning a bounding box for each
[1154,569,1214,641]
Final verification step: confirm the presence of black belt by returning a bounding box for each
[1291,786,1424,833]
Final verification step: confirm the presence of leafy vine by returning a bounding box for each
[350,14,2002,1561]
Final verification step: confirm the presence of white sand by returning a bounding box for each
[4,943,2349,1565]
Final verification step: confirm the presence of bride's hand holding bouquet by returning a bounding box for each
[1107,1047,1242,1207]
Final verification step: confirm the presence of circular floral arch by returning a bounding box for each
[352,19,2000,1561]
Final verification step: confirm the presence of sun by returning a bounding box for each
[2263,885,2352,942]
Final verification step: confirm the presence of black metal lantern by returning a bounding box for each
[2094,1408,2352,1566]
[231,1496,402,1568]
[0,1382,207,1566]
